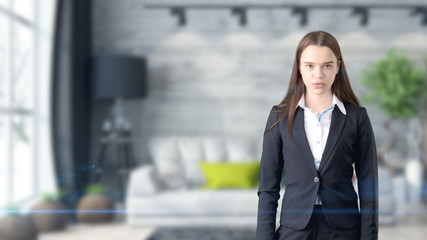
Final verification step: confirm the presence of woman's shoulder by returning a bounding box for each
[265,104,288,133]
[271,104,288,112]
[269,104,288,119]
[344,102,370,118]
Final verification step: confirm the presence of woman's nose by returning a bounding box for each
[314,67,323,79]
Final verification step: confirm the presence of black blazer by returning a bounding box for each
[256,103,378,240]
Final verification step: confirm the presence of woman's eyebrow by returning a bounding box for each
[323,61,335,64]
[303,61,335,64]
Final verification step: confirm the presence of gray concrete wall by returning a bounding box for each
[91,0,427,168]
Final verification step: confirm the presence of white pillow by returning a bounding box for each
[202,137,226,162]
[225,138,256,162]
[157,172,187,190]
[177,137,205,187]
[149,137,186,189]
[127,165,159,195]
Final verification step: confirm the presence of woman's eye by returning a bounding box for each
[324,65,332,69]
[306,65,313,68]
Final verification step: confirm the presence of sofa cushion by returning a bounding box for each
[150,137,186,190]
[127,189,260,216]
[202,137,227,162]
[176,137,206,187]
[127,165,159,195]
[225,138,257,162]
[148,136,262,189]
[199,162,260,189]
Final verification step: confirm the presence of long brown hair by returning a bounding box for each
[266,31,360,136]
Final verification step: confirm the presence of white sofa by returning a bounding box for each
[126,135,285,227]
[125,136,395,227]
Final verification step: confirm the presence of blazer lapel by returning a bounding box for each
[317,107,347,173]
[292,107,318,175]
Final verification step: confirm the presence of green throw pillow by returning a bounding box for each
[199,162,260,189]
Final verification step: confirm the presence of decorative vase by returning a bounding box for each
[0,215,37,240]
[76,194,115,223]
[30,200,69,232]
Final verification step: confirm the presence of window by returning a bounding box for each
[0,0,56,207]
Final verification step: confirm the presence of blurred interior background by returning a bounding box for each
[1,0,427,239]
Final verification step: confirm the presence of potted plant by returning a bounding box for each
[0,204,38,240]
[422,55,427,203]
[76,183,115,224]
[30,191,69,232]
[360,49,426,175]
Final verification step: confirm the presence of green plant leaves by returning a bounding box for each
[41,188,66,202]
[2,204,20,216]
[85,183,107,195]
[360,49,426,118]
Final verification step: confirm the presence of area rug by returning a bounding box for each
[146,227,256,240]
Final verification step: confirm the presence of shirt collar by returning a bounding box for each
[297,94,347,115]
[333,94,346,115]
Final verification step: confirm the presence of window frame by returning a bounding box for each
[0,0,55,208]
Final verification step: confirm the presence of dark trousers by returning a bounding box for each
[275,206,361,240]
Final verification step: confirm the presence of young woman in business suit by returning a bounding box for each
[256,31,378,240]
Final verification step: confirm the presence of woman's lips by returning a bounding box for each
[312,82,325,88]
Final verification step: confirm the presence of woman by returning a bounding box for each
[256,31,378,240]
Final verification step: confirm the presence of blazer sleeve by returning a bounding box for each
[354,108,379,240]
[256,106,284,240]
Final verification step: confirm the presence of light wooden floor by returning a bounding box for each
[39,224,155,240]
[379,225,427,239]
[39,204,427,240]
[38,221,427,240]
[379,207,427,240]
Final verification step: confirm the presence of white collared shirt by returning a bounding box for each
[298,94,346,169]
[297,94,346,204]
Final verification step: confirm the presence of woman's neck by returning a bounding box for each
[304,92,333,113]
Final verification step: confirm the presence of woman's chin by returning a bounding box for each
[307,89,331,96]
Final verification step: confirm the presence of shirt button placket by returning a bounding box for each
[316,122,321,145]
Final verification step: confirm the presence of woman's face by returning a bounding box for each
[299,45,340,97]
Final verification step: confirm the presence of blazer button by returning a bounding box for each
[314,177,319,183]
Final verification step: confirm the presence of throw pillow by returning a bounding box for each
[199,162,260,189]
[150,137,186,190]
[225,138,256,162]
[157,172,187,190]
[202,138,226,162]
[177,137,206,188]
[127,165,159,195]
